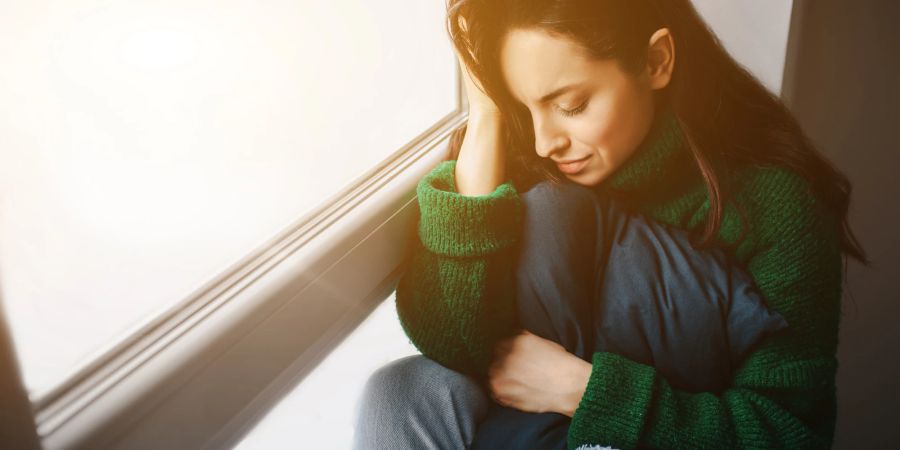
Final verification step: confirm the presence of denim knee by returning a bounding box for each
[520,180,605,236]
[358,355,482,410]
[518,180,608,271]
[353,355,489,450]
[515,180,612,358]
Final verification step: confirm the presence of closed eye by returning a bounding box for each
[557,100,588,117]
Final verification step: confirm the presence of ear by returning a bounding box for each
[646,28,675,90]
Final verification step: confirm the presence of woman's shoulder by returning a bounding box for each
[725,166,844,338]
[731,164,824,224]
[727,163,841,259]
[735,163,811,196]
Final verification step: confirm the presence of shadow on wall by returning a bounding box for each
[0,281,42,449]
[781,1,900,449]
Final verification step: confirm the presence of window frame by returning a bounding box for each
[4,64,467,450]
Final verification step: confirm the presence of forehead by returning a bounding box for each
[500,30,597,104]
[499,29,604,106]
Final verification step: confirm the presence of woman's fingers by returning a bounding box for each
[452,23,501,116]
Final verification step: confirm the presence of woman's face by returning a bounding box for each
[499,28,673,187]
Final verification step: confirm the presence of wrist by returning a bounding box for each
[558,357,593,418]
[467,108,504,124]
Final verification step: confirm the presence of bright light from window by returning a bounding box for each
[0,0,454,396]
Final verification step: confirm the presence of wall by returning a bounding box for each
[781,1,900,448]
[691,0,794,96]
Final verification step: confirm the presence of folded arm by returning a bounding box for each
[567,170,844,450]
[395,160,524,377]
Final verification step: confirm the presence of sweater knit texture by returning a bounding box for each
[395,107,844,450]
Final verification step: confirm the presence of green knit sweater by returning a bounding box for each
[395,109,844,449]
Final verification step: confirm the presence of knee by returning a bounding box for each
[355,355,489,449]
[358,355,486,414]
[521,180,603,232]
[360,355,430,406]
[518,181,610,262]
[522,180,595,211]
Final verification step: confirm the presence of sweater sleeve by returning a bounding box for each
[395,160,524,377]
[566,169,844,450]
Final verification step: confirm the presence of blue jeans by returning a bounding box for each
[355,180,787,450]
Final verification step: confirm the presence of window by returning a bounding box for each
[0,1,460,448]
[0,0,453,396]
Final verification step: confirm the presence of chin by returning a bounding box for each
[565,170,605,187]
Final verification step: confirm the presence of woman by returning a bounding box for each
[354,0,867,449]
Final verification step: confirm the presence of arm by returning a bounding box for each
[396,54,518,377]
[395,159,523,377]
[566,170,844,450]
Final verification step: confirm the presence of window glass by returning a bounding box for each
[0,0,454,395]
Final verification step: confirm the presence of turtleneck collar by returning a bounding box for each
[594,106,702,205]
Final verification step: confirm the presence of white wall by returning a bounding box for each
[691,0,794,96]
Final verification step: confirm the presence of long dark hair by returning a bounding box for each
[443,0,868,265]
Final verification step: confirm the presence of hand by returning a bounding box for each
[487,330,593,417]
[453,17,502,118]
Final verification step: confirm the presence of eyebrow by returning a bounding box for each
[537,83,582,104]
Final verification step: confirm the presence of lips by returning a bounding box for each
[556,155,591,174]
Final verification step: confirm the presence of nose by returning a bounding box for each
[532,114,569,159]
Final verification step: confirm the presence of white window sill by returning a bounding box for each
[235,292,418,449]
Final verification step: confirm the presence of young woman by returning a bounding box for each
[354,1,868,449]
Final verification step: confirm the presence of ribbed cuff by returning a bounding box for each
[416,160,522,257]
[567,352,658,450]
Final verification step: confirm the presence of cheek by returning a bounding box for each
[578,88,649,160]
